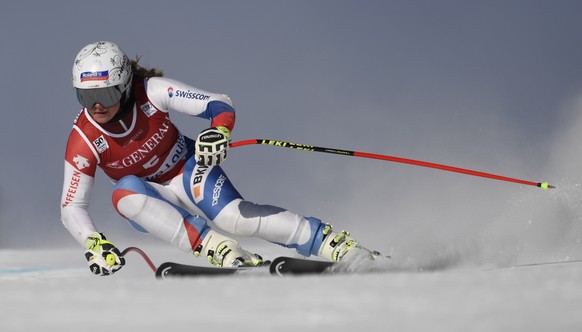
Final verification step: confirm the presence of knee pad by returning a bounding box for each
[112,175,151,220]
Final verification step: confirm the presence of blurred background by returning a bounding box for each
[2,0,582,267]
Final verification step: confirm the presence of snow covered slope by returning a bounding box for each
[1,246,581,332]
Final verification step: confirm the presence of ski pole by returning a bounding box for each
[230,139,555,190]
[122,247,157,272]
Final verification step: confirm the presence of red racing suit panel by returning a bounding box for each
[66,82,186,183]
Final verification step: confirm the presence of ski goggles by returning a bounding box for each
[76,85,122,109]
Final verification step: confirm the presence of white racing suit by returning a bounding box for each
[60,76,327,259]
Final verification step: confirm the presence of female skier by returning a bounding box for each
[61,41,378,275]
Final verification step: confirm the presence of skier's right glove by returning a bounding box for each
[195,126,231,166]
[84,232,125,276]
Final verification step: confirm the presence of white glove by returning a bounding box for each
[84,232,125,276]
[195,126,230,166]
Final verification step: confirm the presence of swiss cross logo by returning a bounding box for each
[94,135,108,153]
[73,155,90,170]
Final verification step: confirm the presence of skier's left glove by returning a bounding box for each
[195,126,231,166]
[84,232,125,276]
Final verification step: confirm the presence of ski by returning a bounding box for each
[154,257,334,278]
[155,261,257,279]
[269,256,334,276]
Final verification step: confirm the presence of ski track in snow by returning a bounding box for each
[1,246,582,332]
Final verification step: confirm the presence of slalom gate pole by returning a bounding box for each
[230,139,555,190]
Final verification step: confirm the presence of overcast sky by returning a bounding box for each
[2,1,582,264]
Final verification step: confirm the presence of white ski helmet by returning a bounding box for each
[72,41,133,108]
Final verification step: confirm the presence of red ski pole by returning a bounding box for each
[230,139,555,190]
[122,247,157,272]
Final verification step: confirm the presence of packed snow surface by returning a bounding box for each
[1,243,581,332]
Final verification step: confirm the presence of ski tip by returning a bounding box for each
[155,262,173,279]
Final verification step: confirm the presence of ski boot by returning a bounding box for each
[317,224,381,263]
[194,230,265,268]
